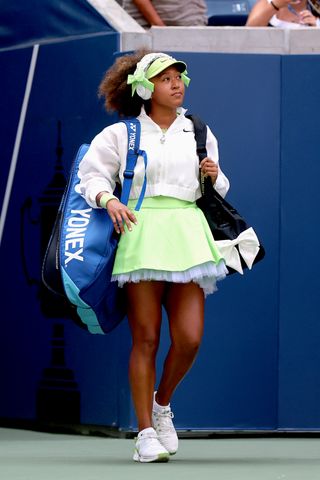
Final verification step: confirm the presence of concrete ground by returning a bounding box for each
[1,427,320,480]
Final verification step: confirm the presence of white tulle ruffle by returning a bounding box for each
[112,260,228,297]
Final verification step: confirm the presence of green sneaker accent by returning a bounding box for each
[156,452,170,462]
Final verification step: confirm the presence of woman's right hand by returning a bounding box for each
[299,9,318,26]
[106,199,138,234]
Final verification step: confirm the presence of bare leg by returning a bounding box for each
[126,281,166,431]
[156,282,205,406]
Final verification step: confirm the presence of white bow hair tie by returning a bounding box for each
[216,227,261,275]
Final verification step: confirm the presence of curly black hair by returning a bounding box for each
[98,49,153,118]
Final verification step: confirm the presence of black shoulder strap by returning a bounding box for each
[186,113,215,197]
[185,114,208,161]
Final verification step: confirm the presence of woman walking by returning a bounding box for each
[77,50,230,462]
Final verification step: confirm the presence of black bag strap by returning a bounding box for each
[186,113,215,196]
[186,114,208,161]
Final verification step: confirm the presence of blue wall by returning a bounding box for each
[278,56,320,429]
[0,33,131,428]
[162,52,280,430]
[1,34,320,431]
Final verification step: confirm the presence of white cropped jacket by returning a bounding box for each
[76,107,230,207]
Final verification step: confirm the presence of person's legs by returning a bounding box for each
[126,280,166,432]
[151,282,205,454]
[157,282,205,406]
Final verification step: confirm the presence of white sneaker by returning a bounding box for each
[133,427,170,463]
[152,392,179,455]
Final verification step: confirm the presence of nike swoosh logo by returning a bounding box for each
[183,129,193,133]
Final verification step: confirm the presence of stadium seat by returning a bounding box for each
[206,0,255,25]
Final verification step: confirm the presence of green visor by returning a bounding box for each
[146,57,187,79]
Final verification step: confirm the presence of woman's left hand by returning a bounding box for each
[200,157,218,184]
[299,10,318,26]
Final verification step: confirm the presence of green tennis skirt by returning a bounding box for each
[111,196,227,296]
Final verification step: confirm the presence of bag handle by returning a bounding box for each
[186,114,214,197]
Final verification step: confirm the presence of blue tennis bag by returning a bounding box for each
[42,118,147,334]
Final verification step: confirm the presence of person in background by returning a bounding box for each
[116,0,208,28]
[246,0,320,27]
